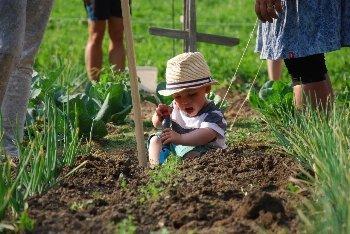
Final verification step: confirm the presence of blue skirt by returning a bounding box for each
[255,0,350,59]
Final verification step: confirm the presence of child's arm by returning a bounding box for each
[152,104,171,128]
[161,128,217,146]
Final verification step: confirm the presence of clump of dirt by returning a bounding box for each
[28,141,300,233]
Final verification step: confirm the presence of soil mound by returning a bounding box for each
[28,143,299,233]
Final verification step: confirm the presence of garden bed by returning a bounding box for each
[28,96,300,233]
[29,141,299,233]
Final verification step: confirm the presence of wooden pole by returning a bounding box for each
[188,0,197,52]
[121,0,147,167]
[183,0,188,51]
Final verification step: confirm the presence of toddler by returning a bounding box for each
[148,52,227,167]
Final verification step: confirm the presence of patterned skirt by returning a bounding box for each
[255,0,350,59]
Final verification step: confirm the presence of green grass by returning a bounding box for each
[115,215,137,234]
[139,156,181,203]
[0,98,81,226]
[37,0,350,92]
[261,101,350,233]
[226,117,271,145]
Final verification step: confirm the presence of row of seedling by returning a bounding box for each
[0,97,81,232]
[250,81,350,233]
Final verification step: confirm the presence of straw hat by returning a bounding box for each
[158,52,217,96]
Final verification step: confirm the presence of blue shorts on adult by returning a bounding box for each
[85,0,123,20]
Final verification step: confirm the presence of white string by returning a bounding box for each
[229,59,264,130]
[219,18,259,109]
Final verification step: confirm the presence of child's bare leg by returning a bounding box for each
[148,136,162,167]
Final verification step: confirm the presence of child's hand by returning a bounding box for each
[155,104,172,119]
[161,128,182,145]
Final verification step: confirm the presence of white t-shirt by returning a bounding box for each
[171,101,227,149]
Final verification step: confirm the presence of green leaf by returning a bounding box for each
[271,80,285,93]
[30,88,41,100]
[94,93,112,122]
[259,80,274,100]
[90,119,108,139]
[249,90,264,109]
[109,105,132,124]
[108,83,125,110]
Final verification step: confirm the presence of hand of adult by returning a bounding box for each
[255,0,283,23]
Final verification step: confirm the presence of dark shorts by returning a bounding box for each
[85,0,128,20]
[284,53,328,85]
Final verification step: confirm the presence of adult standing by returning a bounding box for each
[84,0,127,81]
[255,0,350,108]
[0,0,54,157]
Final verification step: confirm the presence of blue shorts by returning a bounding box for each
[85,0,130,21]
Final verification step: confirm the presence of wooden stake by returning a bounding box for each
[150,0,239,52]
[121,0,147,167]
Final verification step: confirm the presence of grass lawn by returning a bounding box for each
[37,0,350,93]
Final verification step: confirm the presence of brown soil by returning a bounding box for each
[28,92,301,233]
[28,142,299,233]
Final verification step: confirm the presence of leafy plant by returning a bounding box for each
[115,215,137,234]
[1,97,81,225]
[286,182,300,194]
[69,200,93,212]
[249,80,294,119]
[20,98,81,197]
[118,173,128,190]
[27,71,133,140]
[262,100,350,233]
[56,72,132,139]
[208,91,228,111]
[17,210,35,232]
[27,72,64,125]
[139,156,180,203]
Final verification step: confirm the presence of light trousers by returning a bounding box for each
[0,0,54,156]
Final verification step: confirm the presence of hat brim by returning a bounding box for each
[158,80,217,96]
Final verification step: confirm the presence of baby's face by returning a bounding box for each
[173,86,210,117]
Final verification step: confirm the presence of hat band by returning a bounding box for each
[166,77,213,90]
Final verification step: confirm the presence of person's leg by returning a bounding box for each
[267,59,283,81]
[107,17,125,72]
[1,0,54,156]
[284,54,333,109]
[293,76,333,109]
[0,0,26,104]
[85,20,106,81]
[148,136,162,167]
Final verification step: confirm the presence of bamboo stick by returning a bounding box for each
[121,0,147,167]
